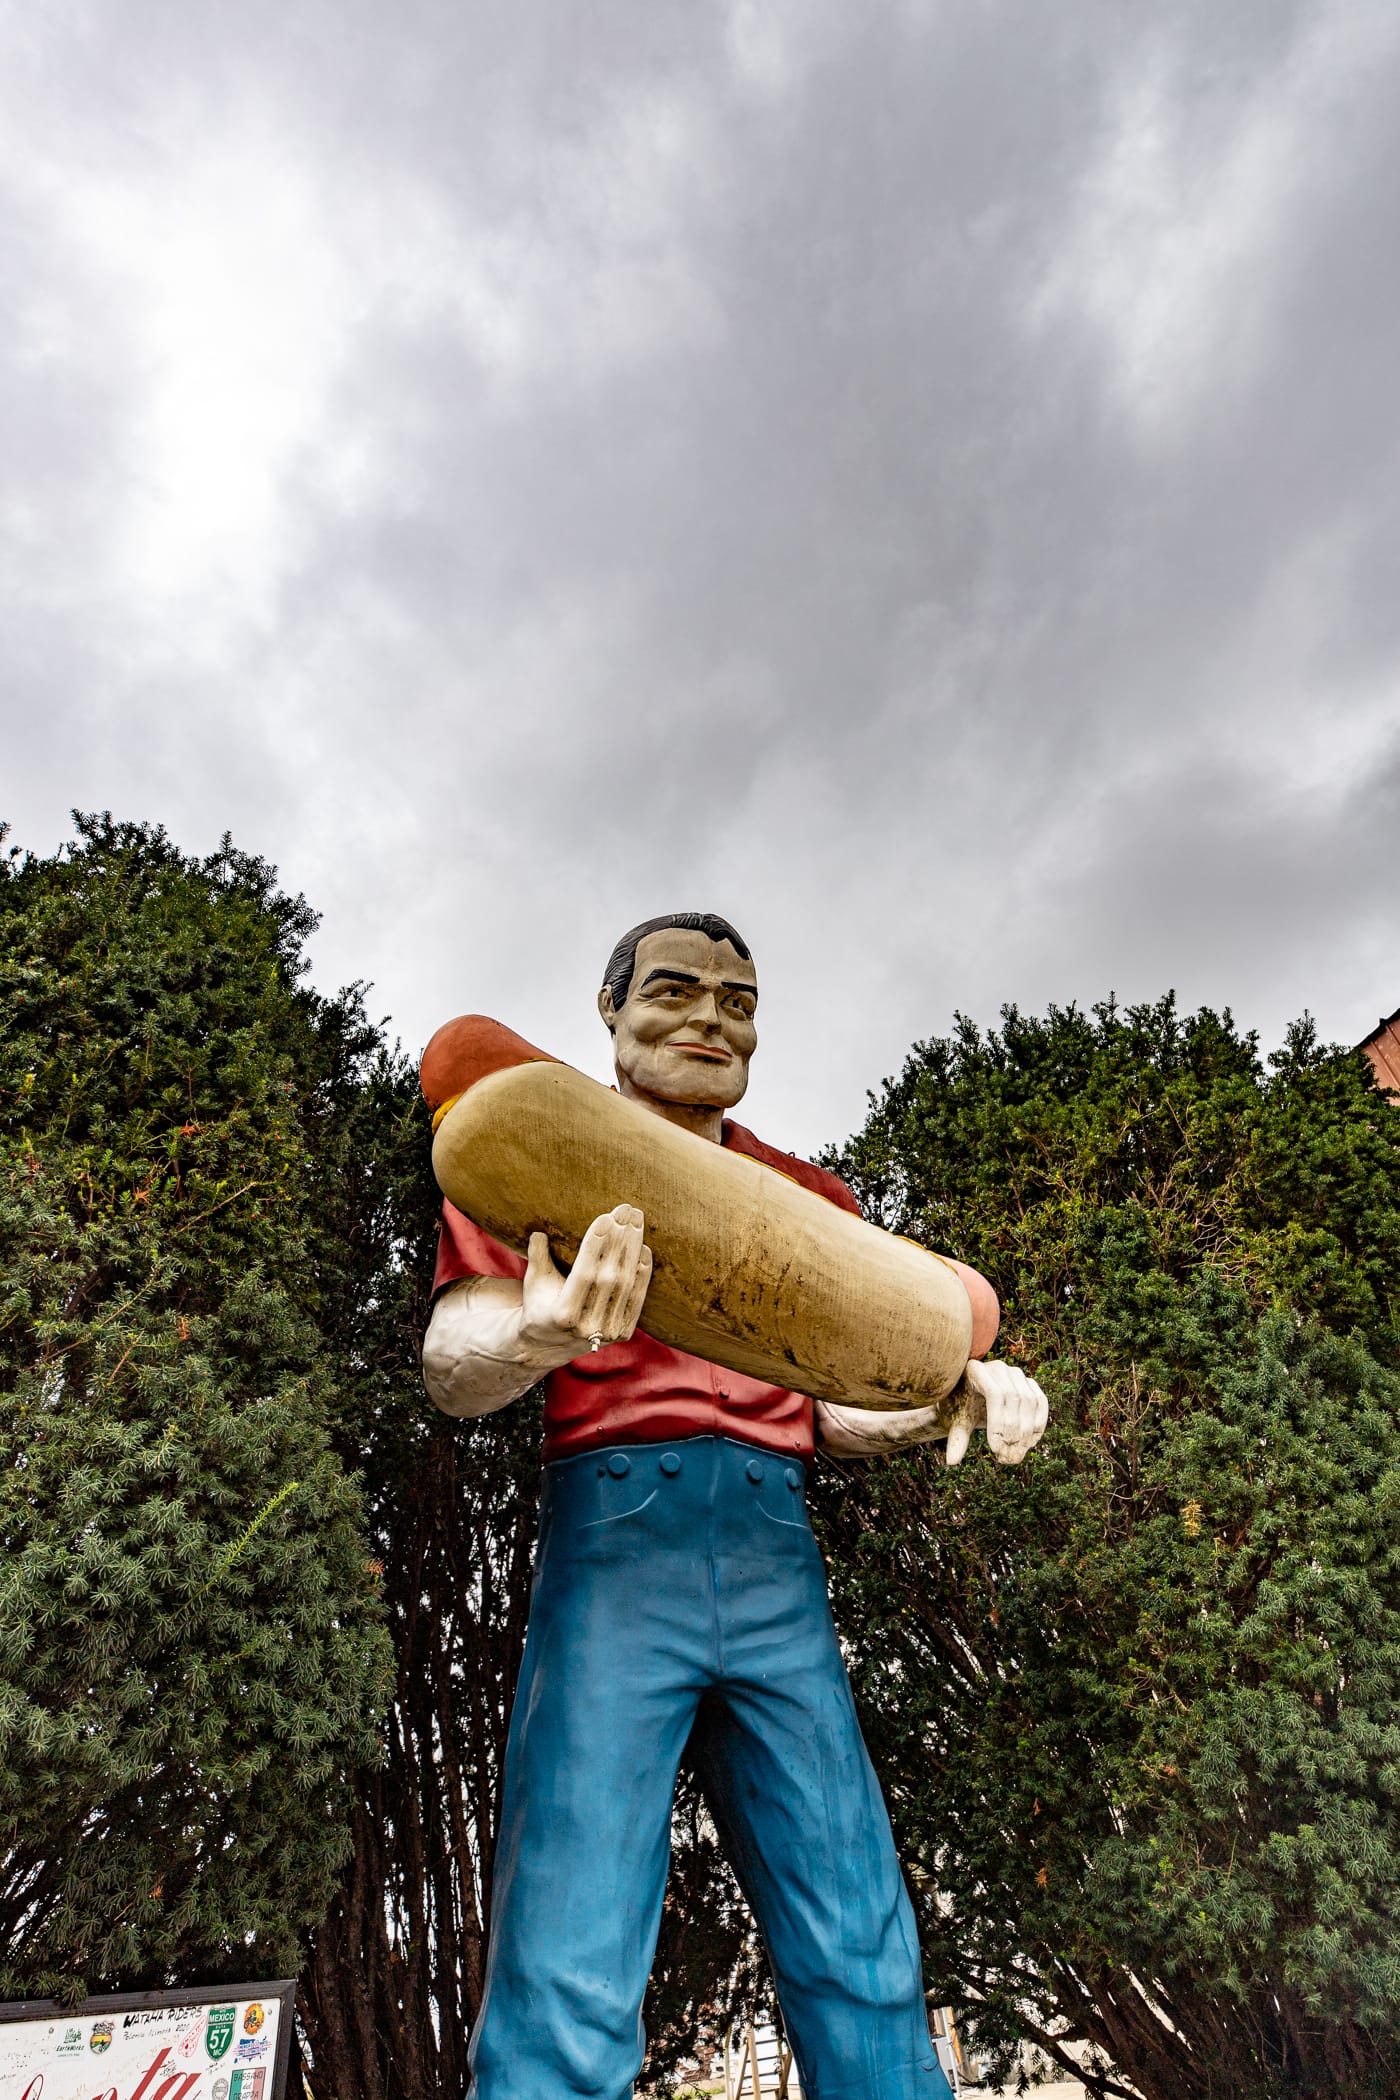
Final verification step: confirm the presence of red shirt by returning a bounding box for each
[432,1118,863,1463]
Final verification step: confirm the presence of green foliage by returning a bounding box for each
[0,811,754,2094]
[817,996,1400,2100]
[0,814,392,2000]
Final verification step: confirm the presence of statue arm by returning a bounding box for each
[815,1395,952,1458]
[422,1204,653,1419]
[423,1275,569,1417]
[816,1359,1048,1466]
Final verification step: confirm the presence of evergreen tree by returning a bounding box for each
[0,815,391,2000]
[0,811,745,2090]
[817,997,1400,2100]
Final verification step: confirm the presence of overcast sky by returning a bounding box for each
[4,0,1399,1155]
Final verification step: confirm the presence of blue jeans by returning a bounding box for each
[468,1435,951,2100]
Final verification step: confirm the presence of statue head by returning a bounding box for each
[598,912,757,1115]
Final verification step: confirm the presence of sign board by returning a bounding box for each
[0,1979,295,2100]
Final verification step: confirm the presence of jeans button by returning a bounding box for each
[746,1458,764,1483]
[607,1452,631,1478]
[660,1452,681,1476]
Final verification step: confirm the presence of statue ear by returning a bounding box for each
[597,986,618,1033]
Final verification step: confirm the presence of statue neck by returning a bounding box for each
[616,1079,725,1145]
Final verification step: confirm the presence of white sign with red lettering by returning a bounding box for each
[0,1991,281,2100]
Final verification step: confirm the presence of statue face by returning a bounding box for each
[599,928,758,1110]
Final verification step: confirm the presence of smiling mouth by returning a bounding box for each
[670,1042,732,1061]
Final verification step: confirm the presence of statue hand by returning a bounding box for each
[519,1205,654,1356]
[946,1359,1048,1468]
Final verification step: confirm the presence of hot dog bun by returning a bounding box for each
[423,1015,995,1414]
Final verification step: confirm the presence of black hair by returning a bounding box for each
[601,912,753,1021]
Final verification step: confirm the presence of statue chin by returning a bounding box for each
[664,1076,747,1109]
[624,1052,749,1112]
[664,1077,749,1113]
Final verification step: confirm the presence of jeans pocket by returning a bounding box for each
[578,1488,659,1530]
[756,1499,810,1533]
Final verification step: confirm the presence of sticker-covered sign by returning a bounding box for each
[0,1983,290,2100]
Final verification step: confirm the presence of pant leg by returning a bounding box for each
[695,1447,952,2100]
[468,1448,715,2100]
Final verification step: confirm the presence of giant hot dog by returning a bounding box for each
[422,1015,997,1415]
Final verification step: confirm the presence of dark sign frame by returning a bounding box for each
[0,1977,296,2099]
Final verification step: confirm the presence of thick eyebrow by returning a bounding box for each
[638,968,757,996]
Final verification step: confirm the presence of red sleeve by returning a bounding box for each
[432,1199,527,1296]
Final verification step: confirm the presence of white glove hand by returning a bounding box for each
[519,1204,654,1356]
[946,1359,1049,1468]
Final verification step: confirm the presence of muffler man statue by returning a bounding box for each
[423,912,1047,2100]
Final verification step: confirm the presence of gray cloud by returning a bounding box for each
[3,0,1399,1153]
